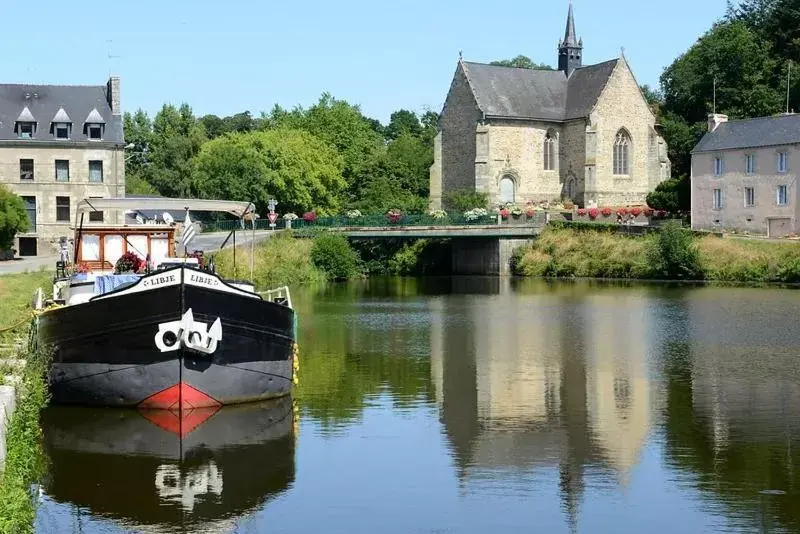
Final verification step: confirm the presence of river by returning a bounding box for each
[34,277,800,533]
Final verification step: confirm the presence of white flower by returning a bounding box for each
[345,209,362,218]
[283,212,298,220]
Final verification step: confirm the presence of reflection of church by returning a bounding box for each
[429,286,652,529]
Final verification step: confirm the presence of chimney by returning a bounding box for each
[708,113,728,132]
[107,76,121,115]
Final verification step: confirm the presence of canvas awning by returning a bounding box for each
[76,197,256,218]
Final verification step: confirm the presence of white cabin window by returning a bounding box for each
[127,235,149,260]
[103,235,125,266]
[151,238,170,266]
[80,234,100,261]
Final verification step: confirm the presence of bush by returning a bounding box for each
[310,232,361,280]
[0,185,28,252]
[645,220,703,279]
[444,189,488,212]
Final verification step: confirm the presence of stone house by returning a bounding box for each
[691,113,800,237]
[0,77,126,256]
[429,5,670,210]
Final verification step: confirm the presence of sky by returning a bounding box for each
[5,0,731,125]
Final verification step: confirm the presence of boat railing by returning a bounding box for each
[260,286,292,308]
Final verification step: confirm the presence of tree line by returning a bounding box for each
[123,94,437,217]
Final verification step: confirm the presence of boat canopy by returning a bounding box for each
[76,198,255,218]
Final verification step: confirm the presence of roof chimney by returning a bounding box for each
[107,76,121,115]
[708,113,728,132]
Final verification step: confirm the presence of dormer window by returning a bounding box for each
[84,108,106,141]
[15,106,37,139]
[51,108,72,140]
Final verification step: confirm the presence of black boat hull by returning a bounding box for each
[37,267,295,409]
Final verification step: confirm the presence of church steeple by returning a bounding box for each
[558,2,583,76]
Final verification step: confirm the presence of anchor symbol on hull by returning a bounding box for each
[154,308,222,355]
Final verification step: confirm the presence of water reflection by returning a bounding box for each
[36,397,295,533]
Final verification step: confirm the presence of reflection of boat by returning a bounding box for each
[35,198,296,409]
[39,397,296,533]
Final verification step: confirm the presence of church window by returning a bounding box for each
[499,175,516,203]
[613,130,630,175]
[544,132,556,171]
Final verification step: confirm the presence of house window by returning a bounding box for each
[88,124,103,140]
[543,132,556,171]
[777,185,788,206]
[744,187,755,207]
[19,159,34,181]
[745,154,756,175]
[88,196,104,222]
[714,157,724,177]
[55,123,70,139]
[499,175,515,203]
[56,196,70,222]
[21,196,36,228]
[713,188,723,210]
[613,130,630,175]
[778,152,788,173]
[55,160,69,182]
[17,122,35,139]
[89,161,103,183]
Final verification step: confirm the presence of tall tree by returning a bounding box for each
[490,55,554,70]
[0,185,28,251]
[385,110,422,140]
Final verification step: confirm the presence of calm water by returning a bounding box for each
[34,277,800,533]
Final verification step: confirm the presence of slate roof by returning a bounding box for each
[52,107,71,123]
[0,84,123,143]
[460,59,618,121]
[693,114,800,153]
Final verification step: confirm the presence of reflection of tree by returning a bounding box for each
[291,279,435,428]
[662,340,800,532]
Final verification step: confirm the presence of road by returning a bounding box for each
[0,229,278,276]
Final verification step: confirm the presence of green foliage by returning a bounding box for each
[310,232,361,280]
[646,221,703,279]
[191,128,346,216]
[490,55,554,70]
[645,175,690,213]
[125,174,160,196]
[0,186,28,251]
[386,239,452,275]
[443,189,488,212]
[212,231,325,289]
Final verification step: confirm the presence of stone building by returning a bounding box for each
[691,113,800,237]
[429,5,670,210]
[0,76,126,256]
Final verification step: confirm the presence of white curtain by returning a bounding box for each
[104,235,124,266]
[150,238,169,265]
[127,235,149,260]
[80,234,100,261]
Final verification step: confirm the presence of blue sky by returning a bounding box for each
[6,0,730,124]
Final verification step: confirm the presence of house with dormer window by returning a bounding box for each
[0,76,126,256]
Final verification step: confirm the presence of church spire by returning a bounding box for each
[558,2,583,76]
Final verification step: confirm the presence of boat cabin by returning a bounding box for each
[76,225,176,272]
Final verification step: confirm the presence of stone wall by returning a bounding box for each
[587,58,669,206]
[432,62,483,210]
[691,146,800,235]
[476,120,563,206]
[561,118,588,205]
[0,145,126,255]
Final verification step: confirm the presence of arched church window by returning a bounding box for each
[613,129,631,175]
[544,132,556,171]
[499,175,515,203]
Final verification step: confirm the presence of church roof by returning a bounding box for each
[693,113,800,153]
[461,59,618,121]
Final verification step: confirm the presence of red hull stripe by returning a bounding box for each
[138,406,221,437]
[137,382,223,410]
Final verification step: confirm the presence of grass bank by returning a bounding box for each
[0,271,53,534]
[512,224,800,283]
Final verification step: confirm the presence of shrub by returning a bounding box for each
[645,220,703,279]
[0,184,28,252]
[444,189,489,212]
[303,211,317,223]
[310,232,361,280]
[345,209,362,219]
[429,209,447,220]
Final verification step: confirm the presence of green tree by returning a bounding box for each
[310,232,361,280]
[122,109,154,177]
[0,186,28,251]
[199,114,226,139]
[125,175,160,196]
[646,175,689,213]
[385,109,422,140]
[146,104,207,197]
[646,221,703,279]
[191,128,346,215]
[490,55,554,70]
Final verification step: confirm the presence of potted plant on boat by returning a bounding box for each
[114,251,144,274]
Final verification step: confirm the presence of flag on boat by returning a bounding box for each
[181,209,197,247]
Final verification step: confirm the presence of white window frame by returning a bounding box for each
[55,159,69,182]
[54,123,70,140]
[777,185,788,206]
[713,188,723,210]
[744,187,755,207]
[88,124,103,140]
[745,154,756,175]
[88,160,104,183]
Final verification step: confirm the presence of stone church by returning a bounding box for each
[429,4,671,210]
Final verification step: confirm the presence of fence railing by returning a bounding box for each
[201,212,549,233]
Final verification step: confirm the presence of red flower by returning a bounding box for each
[525,208,536,217]
[601,207,612,217]
[617,207,629,215]
[303,211,317,223]
[499,208,510,219]
[577,208,587,216]
[588,207,600,219]
[631,207,642,217]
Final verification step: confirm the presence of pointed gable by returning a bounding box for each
[564,59,618,120]
[52,107,71,123]
[85,107,105,123]
[16,106,35,122]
